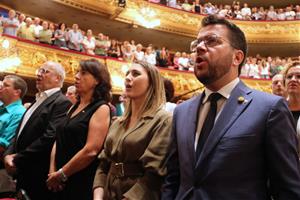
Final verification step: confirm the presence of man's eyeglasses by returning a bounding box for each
[190,34,234,52]
[36,68,51,75]
[286,73,300,81]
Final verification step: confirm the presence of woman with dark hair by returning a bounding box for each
[54,23,67,48]
[93,61,172,200]
[47,59,112,199]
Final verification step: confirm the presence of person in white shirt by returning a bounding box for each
[31,17,43,37]
[144,46,156,66]
[133,44,145,62]
[266,5,278,20]
[285,6,296,20]
[241,3,251,20]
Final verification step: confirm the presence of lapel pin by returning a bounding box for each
[237,96,245,104]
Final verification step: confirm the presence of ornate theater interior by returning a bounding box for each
[0,0,299,102]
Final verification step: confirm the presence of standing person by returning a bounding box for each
[47,59,111,200]
[2,10,19,37]
[93,61,172,200]
[3,61,72,200]
[162,15,300,200]
[283,62,300,155]
[271,73,286,97]
[65,85,77,105]
[0,75,27,195]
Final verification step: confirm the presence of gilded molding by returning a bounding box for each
[0,35,272,98]
[53,0,300,44]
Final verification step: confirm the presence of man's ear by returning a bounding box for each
[233,49,244,67]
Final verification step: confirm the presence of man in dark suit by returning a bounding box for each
[162,15,300,200]
[4,61,71,200]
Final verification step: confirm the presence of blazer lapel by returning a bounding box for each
[196,82,252,170]
[185,94,204,167]
[17,91,62,141]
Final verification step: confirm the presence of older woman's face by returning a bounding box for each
[285,66,300,96]
[124,64,149,100]
[75,68,98,95]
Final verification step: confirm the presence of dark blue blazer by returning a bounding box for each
[162,81,300,200]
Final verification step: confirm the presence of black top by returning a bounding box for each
[292,110,300,125]
[55,99,107,200]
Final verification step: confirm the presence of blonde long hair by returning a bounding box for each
[121,61,166,126]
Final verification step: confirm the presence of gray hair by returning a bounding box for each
[43,61,65,87]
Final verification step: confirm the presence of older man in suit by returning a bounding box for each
[4,61,71,200]
[162,15,300,200]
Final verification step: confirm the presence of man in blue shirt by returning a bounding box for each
[0,75,27,194]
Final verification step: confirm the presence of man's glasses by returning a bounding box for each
[36,68,51,75]
[190,34,234,52]
[286,73,300,81]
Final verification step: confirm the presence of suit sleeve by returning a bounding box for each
[123,114,172,200]
[266,98,300,199]
[161,108,180,200]
[12,98,71,168]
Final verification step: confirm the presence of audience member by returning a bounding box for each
[93,61,172,200]
[0,75,27,195]
[31,17,42,36]
[54,23,68,49]
[2,9,19,37]
[65,85,77,105]
[82,29,96,55]
[163,78,176,113]
[47,59,111,200]
[3,61,71,200]
[17,17,35,41]
[37,21,52,44]
[144,46,156,65]
[271,73,286,97]
[67,24,83,51]
[133,43,145,62]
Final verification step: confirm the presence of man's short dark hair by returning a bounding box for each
[201,15,248,75]
[5,75,28,98]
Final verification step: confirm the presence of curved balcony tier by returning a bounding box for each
[0,34,272,99]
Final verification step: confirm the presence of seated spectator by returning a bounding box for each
[17,17,35,41]
[285,6,296,20]
[0,75,27,195]
[95,33,109,56]
[54,23,68,49]
[67,24,83,51]
[2,9,19,37]
[133,43,144,62]
[107,39,120,58]
[187,52,195,71]
[31,17,42,36]
[82,29,96,55]
[37,21,52,44]
[144,46,156,65]
[266,5,277,20]
[121,41,134,62]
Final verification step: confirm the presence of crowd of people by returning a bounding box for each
[149,0,300,21]
[0,14,300,200]
[1,9,299,77]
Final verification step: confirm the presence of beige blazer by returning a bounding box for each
[93,108,172,200]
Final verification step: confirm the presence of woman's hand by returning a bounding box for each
[46,171,65,192]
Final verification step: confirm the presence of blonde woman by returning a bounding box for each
[93,61,172,200]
